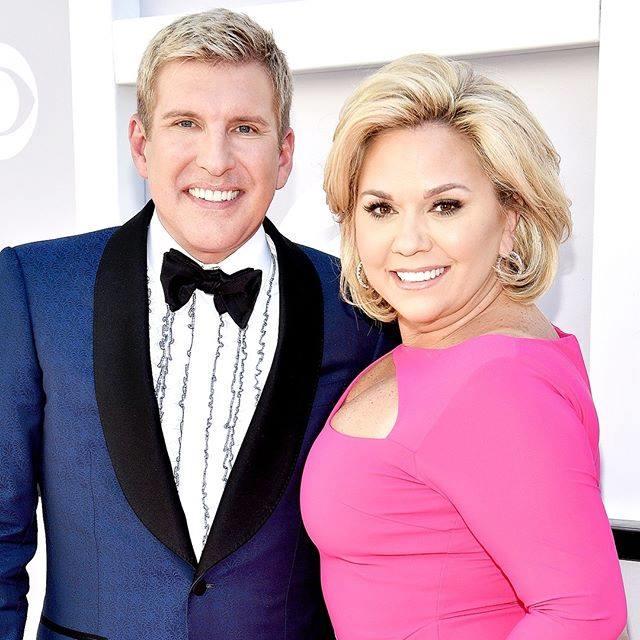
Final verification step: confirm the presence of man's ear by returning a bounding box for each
[129,115,149,179]
[275,127,295,190]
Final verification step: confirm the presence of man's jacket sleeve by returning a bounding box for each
[0,247,44,639]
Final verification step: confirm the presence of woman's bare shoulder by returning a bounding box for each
[346,352,396,404]
[331,352,398,438]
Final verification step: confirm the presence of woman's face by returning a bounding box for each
[355,123,516,333]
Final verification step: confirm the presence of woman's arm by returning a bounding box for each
[414,356,627,639]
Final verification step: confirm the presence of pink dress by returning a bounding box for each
[301,330,626,639]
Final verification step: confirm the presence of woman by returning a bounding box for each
[300,54,627,639]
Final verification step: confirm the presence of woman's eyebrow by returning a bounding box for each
[360,189,393,199]
[423,183,471,198]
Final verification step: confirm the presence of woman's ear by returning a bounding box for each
[499,206,520,256]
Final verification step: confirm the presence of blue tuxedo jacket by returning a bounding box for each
[0,202,398,640]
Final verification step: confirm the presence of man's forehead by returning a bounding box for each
[153,59,277,121]
[155,59,271,92]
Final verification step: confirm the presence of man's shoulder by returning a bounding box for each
[290,240,401,365]
[292,241,385,328]
[10,225,119,268]
[296,243,341,283]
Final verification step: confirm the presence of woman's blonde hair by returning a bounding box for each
[324,54,572,323]
[136,8,292,142]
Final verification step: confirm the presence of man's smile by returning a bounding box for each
[187,187,241,202]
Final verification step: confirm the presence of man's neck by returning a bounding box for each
[147,213,272,276]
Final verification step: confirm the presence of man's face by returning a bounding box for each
[129,59,294,263]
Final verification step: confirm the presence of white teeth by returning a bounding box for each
[396,267,446,282]
[188,188,240,202]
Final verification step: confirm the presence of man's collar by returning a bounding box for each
[147,209,272,277]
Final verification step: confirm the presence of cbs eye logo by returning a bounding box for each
[0,43,38,160]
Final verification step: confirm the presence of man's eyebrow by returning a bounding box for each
[159,111,272,128]
[423,183,470,198]
[231,115,271,128]
[160,110,200,120]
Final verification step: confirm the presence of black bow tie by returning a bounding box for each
[160,249,262,330]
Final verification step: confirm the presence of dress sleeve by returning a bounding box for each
[413,356,627,639]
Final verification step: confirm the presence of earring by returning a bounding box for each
[356,261,370,289]
[495,250,525,278]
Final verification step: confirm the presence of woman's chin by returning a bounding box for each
[395,306,445,329]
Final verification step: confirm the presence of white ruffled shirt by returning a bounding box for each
[147,213,279,558]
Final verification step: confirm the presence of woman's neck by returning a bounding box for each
[399,279,511,349]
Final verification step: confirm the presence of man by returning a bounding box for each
[0,9,396,640]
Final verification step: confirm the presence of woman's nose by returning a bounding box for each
[391,215,434,256]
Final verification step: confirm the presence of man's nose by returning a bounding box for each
[391,215,434,256]
[195,130,236,176]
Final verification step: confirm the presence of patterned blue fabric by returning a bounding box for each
[0,223,396,640]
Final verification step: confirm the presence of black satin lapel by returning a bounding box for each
[93,200,196,567]
[197,218,324,578]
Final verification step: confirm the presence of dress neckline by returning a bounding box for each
[327,327,579,442]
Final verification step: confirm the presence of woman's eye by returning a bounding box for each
[363,201,394,218]
[432,199,462,216]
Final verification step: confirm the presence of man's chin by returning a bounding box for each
[183,229,257,264]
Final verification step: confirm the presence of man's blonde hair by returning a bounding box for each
[324,54,572,323]
[137,8,292,141]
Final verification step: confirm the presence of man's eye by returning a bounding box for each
[236,124,255,134]
[177,120,195,128]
